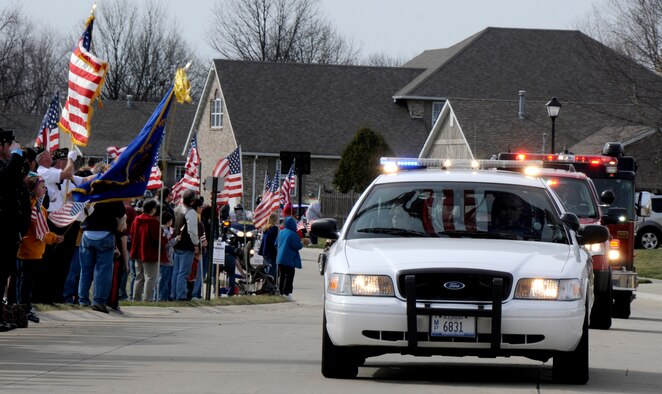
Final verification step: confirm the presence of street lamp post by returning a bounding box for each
[546,97,562,154]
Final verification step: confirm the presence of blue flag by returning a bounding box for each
[72,86,175,203]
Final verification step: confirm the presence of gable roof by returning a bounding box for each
[1,99,195,162]
[213,59,430,157]
[397,27,662,106]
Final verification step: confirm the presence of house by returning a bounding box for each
[1,97,195,185]
[189,60,430,209]
[192,27,662,207]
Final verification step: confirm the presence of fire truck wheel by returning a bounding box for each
[612,291,632,319]
[636,227,660,249]
[553,302,589,384]
[589,275,612,330]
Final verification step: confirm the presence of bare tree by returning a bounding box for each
[582,0,662,74]
[0,4,66,113]
[94,0,205,101]
[207,0,359,64]
[577,0,662,127]
[363,52,407,67]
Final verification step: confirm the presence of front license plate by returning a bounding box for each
[430,315,476,337]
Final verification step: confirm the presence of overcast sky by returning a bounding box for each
[16,0,604,61]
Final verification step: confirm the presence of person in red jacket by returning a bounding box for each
[130,199,167,301]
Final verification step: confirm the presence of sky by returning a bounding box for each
[14,0,605,62]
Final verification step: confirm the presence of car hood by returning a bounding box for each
[336,238,576,278]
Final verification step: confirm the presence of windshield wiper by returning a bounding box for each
[357,227,430,237]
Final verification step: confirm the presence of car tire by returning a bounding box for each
[321,314,359,379]
[589,273,612,330]
[637,227,660,249]
[553,302,589,384]
[612,291,632,319]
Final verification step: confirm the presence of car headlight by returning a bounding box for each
[237,230,245,237]
[585,242,604,256]
[245,231,253,237]
[327,273,394,296]
[514,278,583,300]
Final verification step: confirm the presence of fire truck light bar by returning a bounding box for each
[506,152,618,173]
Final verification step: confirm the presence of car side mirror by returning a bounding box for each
[561,212,580,232]
[637,191,652,218]
[577,224,610,245]
[311,218,339,240]
[600,190,615,205]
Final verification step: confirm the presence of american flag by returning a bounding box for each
[48,201,87,228]
[213,146,243,204]
[253,169,280,228]
[58,15,108,147]
[106,146,127,161]
[147,164,163,190]
[180,134,201,191]
[32,197,50,241]
[35,92,60,152]
[279,161,296,206]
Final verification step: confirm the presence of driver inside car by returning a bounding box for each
[490,192,531,234]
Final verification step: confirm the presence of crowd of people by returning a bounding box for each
[0,127,317,332]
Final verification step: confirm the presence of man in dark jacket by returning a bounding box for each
[78,200,126,313]
[0,129,27,320]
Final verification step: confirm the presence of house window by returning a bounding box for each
[210,90,223,128]
[175,165,185,181]
[432,101,444,125]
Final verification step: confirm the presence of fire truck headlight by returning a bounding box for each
[618,215,627,222]
[609,250,620,260]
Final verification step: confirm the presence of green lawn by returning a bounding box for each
[635,248,662,280]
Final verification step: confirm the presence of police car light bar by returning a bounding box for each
[380,157,544,173]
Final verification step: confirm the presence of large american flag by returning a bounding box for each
[213,146,243,204]
[253,169,280,228]
[58,15,108,147]
[279,161,296,206]
[32,197,50,241]
[49,201,87,228]
[35,92,60,152]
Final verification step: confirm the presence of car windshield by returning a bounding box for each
[543,177,599,219]
[346,182,568,244]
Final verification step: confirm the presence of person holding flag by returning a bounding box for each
[16,174,64,323]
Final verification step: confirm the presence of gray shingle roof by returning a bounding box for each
[1,99,195,162]
[214,60,430,157]
[400,27,662,106]
[448,98,642,159]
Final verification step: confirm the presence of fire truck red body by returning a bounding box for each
[499,142,650,321]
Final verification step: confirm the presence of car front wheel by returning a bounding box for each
[553,303,589,384]
[321,314,359,379]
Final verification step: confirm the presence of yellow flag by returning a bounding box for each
[174,67,192,104]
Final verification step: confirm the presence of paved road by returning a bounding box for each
[1,247,661,393]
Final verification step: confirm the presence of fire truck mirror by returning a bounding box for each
[600,190,615,205]
[637,191,652,218]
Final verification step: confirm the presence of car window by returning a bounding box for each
[652,197,662,213]
[346,182,568,243]
[544,177,599,219]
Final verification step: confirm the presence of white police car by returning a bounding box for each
[312,158,609,384]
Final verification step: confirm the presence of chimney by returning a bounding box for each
[126,94,133,108]
[518,90,526,119]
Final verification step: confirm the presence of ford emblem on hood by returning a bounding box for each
[444,281,465,290]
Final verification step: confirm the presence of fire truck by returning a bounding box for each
[499,142,652,320]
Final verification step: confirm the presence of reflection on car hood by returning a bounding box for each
[339,238,573,277]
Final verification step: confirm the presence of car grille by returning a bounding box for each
[397,269,513,302]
